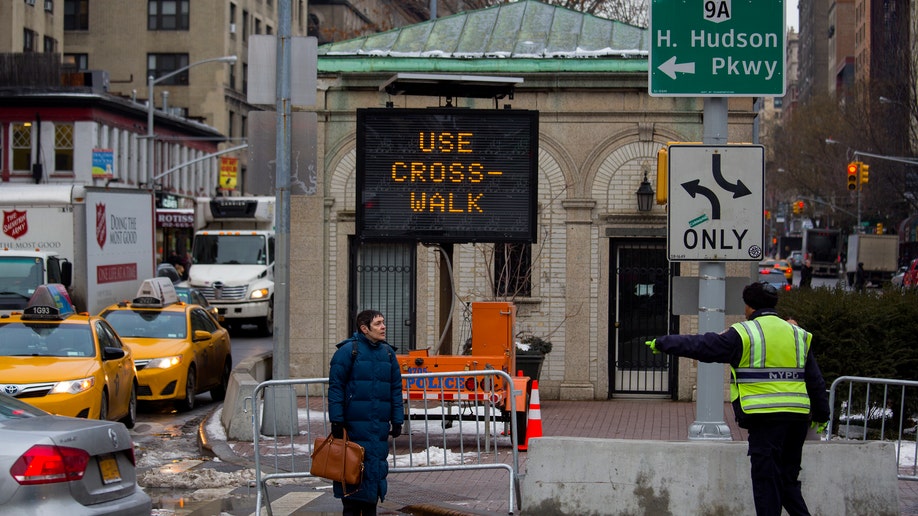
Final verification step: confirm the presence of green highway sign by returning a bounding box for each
[649,0,785,97]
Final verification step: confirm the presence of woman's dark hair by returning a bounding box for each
[356,309,384,334]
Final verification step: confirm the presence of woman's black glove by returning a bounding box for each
[331,422,344,438]
[389,423,402,438]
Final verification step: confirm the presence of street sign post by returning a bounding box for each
[649,0,785,96]
[667,144,764,261]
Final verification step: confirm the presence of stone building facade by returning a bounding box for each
[287,1,759,401]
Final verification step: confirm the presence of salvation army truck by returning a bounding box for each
[0,184,155,314]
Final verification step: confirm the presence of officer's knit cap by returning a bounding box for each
[743,281,779,310]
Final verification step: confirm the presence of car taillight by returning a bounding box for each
[9,444,90,485]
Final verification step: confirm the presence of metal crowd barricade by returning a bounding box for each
[827,375,918,480]
[249,370,522,516]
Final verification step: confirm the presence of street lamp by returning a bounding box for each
[636,170,655,212]
[146,55,237,185]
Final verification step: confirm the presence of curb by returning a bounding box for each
[198,404,258,469]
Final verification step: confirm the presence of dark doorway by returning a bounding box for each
[609,239,676,397]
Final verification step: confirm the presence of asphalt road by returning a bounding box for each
[129,325,273,515]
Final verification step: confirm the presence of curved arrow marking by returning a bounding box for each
[711,153,752,198]
[659,56,696,80]
[681,179,721,220]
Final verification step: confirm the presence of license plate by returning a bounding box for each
[98,454,121,484]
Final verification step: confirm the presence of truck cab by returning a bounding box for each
[0,250,73,316]
[185,197,275,335]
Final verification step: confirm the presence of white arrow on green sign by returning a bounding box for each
[649,0,786,97]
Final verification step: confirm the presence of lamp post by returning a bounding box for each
[146,55,237,185]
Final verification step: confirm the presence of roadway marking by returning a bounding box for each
[247,492,323,516]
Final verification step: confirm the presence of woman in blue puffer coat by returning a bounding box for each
[328,309,404,515]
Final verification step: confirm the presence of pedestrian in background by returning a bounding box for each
[646,282,830,515]
[328,310,404,515]
[799,259,813,289]
[855,262,866,291]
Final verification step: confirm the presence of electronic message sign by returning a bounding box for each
[356,109,539,243]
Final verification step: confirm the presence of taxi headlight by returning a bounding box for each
[250,288,269,300]
[50,377,95,395]
[147,356,183,369]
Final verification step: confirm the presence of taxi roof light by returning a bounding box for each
[131,277,179,308]
[22,284,75,321]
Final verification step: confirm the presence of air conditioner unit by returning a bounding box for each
[44,0,52,12]
[25,0,36,6]
[230,23,236,34]
[83,70,110,93]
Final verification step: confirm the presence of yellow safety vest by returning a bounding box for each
[730,315,812,415]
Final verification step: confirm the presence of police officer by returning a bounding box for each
[646,281,830,516]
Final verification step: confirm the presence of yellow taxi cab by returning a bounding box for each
[0,284,137,427]
[99,278,232,411]
[759,258,793,284]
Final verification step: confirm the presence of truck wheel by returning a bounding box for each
[176,366,197,412]
[257,298,274,337]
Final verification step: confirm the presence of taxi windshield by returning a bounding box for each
[0,323,95,357]
[102,310,187,339]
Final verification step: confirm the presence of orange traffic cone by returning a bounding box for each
[519,380,543,451]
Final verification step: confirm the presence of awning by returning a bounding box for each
[156,209,194,229]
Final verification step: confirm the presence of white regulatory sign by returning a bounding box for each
[667,144,764,261]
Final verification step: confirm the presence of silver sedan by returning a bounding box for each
[0,393,151,514]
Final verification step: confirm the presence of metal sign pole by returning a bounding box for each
[689,97,732,440]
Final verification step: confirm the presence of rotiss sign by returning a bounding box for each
[356,109,539,243]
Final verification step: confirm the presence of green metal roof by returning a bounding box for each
[317,0,649,74]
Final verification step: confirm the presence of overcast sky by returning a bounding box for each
[787,0,799,31]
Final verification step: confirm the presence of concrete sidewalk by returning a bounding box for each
[203,399,918,515]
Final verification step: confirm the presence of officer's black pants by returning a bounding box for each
[342,498,377,516]
[747,420,811,516]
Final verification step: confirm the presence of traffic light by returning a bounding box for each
[792,201,804,214]
[860,163,869,184]
[847,162,859,190]
[877,223,884,234]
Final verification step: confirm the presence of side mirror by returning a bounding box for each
[193,330,212,342]
[60,261,73,288]
[102,346,126,361]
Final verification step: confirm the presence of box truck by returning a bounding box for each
[845,234,899,286]
[0,185,155,314]
[802,228,842,277]
[185,196,275,335]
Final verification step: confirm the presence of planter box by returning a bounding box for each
[515,353,545,381]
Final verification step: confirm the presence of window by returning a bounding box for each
[64,0,89,30]
[494,243,532,298]
[148,53,189,85]
[63,53,89,70]
[23,29,36,52]
[228,111,235,138]
[43,36,57,53]
[228,63,235,90]
[148,0,189,30]
[266,24,272,35]
[12,123,32,172]
[229,2,236,34]
[54,124,74,173]
[255,18,261,35]
[44,0,53,12]
[242,10,249,41]
[242,63,248,95]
